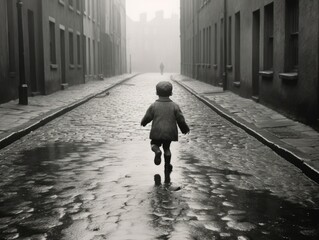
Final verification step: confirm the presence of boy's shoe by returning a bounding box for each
[154,174,161,186]
[164,164,173,173]
[154,150,162,165]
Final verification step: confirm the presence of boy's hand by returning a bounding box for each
[182,128,190,134]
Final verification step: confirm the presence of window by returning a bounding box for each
[92,0,95,20]
[88,0,90,17]
[264,3,274,70]
[49,20,56,65]
[69,31,74,65]
[228,16,232,65]
[77,33,81,65]
[285,0,299,72]
[97,0,100,23]
[76,0,80,11]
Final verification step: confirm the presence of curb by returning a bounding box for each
[0,74,139,151]
[172,77,319,184]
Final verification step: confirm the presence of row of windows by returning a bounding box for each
[83,0,100,22]
[58,0,100,22]
[183,0,299,75]
[49,19,81,68]
[58,0,81,12]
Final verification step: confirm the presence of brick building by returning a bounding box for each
[180,0,319,125]
[0,0,127,104]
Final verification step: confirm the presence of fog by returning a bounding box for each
[126,0,181,73]
[126,0,180,21]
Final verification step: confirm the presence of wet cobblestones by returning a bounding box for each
[0,73,318,240]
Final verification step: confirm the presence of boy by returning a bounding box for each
[141,81,190,173]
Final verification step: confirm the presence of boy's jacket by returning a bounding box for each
[141,97,189,141]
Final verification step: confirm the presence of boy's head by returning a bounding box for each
[156,81,173,97]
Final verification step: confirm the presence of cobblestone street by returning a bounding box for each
[0,73,318,240]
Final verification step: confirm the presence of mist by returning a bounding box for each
[126,0,180,73]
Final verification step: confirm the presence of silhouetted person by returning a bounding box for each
[160,62,164,75]
[141,81,190,175]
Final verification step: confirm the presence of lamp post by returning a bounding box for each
[17,0,28,105]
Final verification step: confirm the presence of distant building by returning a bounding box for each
[181,0,319,125]
[127,11,180,73]
[0,0,127,104]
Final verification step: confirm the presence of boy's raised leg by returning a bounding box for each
[151,144,162,165]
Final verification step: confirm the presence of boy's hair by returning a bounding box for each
[156,81,172,97]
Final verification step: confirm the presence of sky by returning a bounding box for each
[126,0,180,21]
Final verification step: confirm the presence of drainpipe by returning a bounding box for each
[223,0,228,91]
[192,1,197,78]
[17,0,28,105]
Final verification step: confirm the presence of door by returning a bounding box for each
[28,10,37,93]
[235,12,241,83]
[220,18,224,85]
[252,10,260,98]
[60,29,66,84]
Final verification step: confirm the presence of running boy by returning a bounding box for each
[141,81,190,173]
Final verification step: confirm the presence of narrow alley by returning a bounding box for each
[0,74,318,240]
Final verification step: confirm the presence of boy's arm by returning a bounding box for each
[141,104,154,126]
[175,105,190,134]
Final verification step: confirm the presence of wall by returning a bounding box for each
[181,0,319,124]
[41,0,84,94]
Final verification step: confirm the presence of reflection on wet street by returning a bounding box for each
[0,73,318,239]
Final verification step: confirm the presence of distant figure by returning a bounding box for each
[160,62,164,75]
[141,81,190,177]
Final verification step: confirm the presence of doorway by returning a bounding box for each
[252,10,260,99]
[60,28,66,84]
[219,18,224,85]
[28,10,38,93]
[235,12,241,84]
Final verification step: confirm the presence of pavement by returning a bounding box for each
[0,73,138,150]
[172,74,319,184]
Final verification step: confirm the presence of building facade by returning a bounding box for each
[0,0,127,104]
[44,0,85,93]
[127,11,180,73]
[181,0,319,125]
[0,0,19,103]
